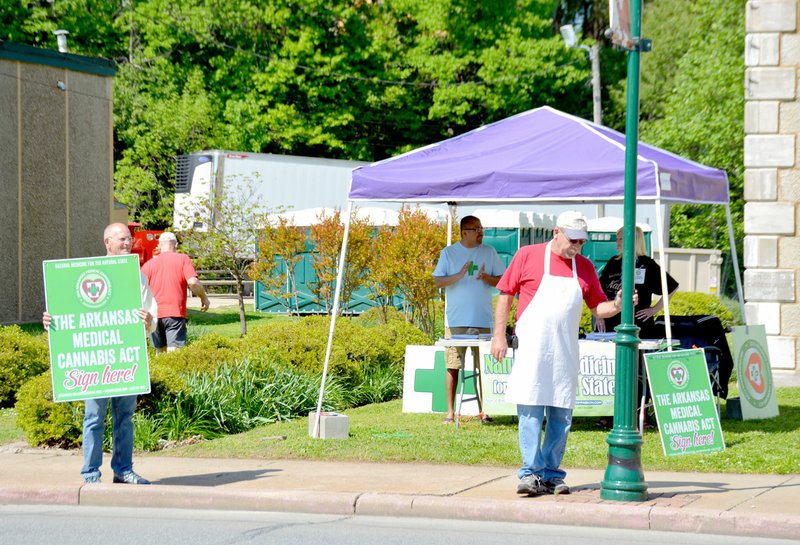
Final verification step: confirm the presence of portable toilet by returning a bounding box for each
[583,217,652,273]
[469,209,529,267]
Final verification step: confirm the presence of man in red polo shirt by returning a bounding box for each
[141,232,210,353]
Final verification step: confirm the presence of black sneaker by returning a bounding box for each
[544,477,570,495]
[113,471,151,485]
[516,474,545,496]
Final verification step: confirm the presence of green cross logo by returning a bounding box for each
[414,351,478,412]
[467,261,478,276]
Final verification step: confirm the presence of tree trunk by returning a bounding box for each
[236,279,247,337]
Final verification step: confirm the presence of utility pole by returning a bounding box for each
[590,43,602,126]
[561,25,604,216]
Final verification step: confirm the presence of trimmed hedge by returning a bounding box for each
[578,291,738,335]
[240,315,430,380]
[15,372,82,448]
[0,325,50,407]
[15,314,431,447]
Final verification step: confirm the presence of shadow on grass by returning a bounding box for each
[570,403,800,435]
[186,308,278,327]
[719,403,800,433]
[17,322,46,336]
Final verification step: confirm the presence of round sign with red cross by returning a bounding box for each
[738,339,772,409]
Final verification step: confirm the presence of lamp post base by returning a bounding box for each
[600,429,648,501]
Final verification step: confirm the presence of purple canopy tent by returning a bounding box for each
[311,106,743,437]
[349,106,730,205]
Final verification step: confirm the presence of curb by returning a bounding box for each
[3,484,800,540]
[79,485,359,515]
[0,485,80,506]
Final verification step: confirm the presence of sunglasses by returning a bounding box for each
[561,232,586,245]
[463,227,484,232]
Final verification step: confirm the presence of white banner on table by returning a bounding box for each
[402,340,616,417]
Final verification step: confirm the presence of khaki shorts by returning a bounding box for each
[444,326,491,370]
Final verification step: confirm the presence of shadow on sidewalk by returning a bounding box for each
[153,468,279,487]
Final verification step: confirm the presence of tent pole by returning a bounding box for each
[654,198,673,344]
[312,201,354,439]
[447,203,456,246]
[725,204,746,324]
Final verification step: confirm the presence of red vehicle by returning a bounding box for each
[128,222,163,266]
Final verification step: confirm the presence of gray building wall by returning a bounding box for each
[0,43,116,324]
[744,0,800,372]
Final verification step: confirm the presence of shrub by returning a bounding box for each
[242,315,430,381]
[353,306,406,327]
[577,291,737,335]
[669,292,736,329]
[152,358,350,442]
[346,364,403,406]
[145,333,242,410]
[242,316,361,379]
[0,325,50,407]
[15,372,82,448]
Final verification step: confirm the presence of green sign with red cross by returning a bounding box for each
[43,254,151,402]
[645,348,725,456]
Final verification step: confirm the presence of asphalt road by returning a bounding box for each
[2,505,798,545]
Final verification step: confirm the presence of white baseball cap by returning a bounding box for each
[556,211,589,240]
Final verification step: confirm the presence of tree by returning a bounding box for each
[380,206,447,338]
[634,0,745,295]
[180,177,270,336]
[364,225,402,322]
[250,217,308,314]
[307,209,374,314]
[6,0,599,227]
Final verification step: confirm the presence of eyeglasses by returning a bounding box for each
[463,227,484,233]
[561,232,586,246]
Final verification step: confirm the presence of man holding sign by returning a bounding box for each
[43,223,157,485]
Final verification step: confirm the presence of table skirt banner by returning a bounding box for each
[402,340,617,416]
[402,345,482,415]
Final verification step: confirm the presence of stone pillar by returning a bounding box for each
[744,0,799,371]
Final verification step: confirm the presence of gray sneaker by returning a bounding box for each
[113,471,151,485]
[516,474,545,496]
[544,477,570,495]
[83,475,101,484]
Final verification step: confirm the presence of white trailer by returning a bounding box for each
[173,150,369,230]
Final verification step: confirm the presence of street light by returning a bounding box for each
[599,0,648,502]
[561,24,604,218]
[560,25,602,126]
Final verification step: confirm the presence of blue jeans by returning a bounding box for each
[81,396,137,480]
[516,404,573,481]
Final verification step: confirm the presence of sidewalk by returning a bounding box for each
[0,446,797,540]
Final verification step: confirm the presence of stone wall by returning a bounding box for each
[744,0,800,370]
[0,43,115,325]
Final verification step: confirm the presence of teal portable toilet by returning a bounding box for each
[582,217,652,274]
[463,209,556,266]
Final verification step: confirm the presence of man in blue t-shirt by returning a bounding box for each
[433,216,506,423]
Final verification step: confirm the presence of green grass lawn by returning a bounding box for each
[0,409,25,445]
[2,388,799,474]
[146,386,800,474]
[6,308,799,474]
[185,306,291,338]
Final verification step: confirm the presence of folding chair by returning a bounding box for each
[653,314,733,414]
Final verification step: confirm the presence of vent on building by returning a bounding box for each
[174,154,212,194]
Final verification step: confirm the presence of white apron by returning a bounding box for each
[505,241,584,408]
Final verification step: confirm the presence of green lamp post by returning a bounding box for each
[600,0,649,502]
